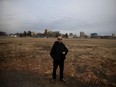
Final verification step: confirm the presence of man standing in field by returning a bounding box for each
[50,36,68,83]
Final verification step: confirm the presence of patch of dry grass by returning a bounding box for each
[0,37,116,86]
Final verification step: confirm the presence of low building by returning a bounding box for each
[0,31,7,36]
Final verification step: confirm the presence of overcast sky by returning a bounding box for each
[0,0,116,35]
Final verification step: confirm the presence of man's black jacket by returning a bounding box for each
[50,41,68,62]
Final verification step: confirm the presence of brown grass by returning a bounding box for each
[0,37,116,87]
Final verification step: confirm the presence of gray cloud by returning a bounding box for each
[0,0,116,35]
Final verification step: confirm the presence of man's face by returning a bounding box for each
[57,36,62,43]
[57,38,62,43]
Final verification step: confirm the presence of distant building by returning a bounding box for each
[80,32,85,37]
[31,32,38,37]
[0,31,7,36]
[112,33,116,37]
[99,36,112,39]
[112,33,116,39]
[53,31,60,37]
[69,33,73,38]
[73,34,78,38]
[37,33,45,38]
[69,33,73,36]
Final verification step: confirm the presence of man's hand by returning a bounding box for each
[62,52,65,54]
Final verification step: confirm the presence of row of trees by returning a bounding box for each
[9,31,32,37]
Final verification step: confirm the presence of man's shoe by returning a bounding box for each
[51,79,56,83]
[60,79,66,83]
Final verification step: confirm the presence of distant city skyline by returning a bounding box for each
[0,0,116,35]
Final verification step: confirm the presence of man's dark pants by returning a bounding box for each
[53,60,64,80]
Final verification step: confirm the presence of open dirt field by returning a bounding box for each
[0,37,116,87]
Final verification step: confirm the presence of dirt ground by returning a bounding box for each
[0,37,116,87]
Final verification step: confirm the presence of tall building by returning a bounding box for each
[69,33,73,38]
[80,32,85,37]
[69,33,73,36]
[112,33,116,37]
